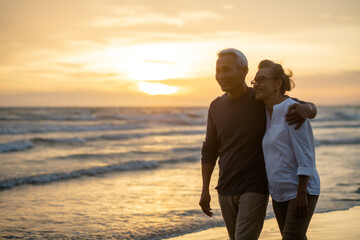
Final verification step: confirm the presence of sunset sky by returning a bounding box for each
[1,0,359,106]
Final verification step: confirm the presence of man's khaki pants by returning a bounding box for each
[218,192,269,240]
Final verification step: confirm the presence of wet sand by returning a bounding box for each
[167,206,360,240]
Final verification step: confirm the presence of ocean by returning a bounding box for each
[0,106,359,239]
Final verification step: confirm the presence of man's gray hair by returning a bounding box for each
[217,48,248,69]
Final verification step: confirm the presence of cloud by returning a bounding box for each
[64,71,124,83]
[56,63,85,69]
[222,4,234,10]
[93,14,184,27]
[144,60,176,64]
[319,13,355,21]
[92,9,220,28]
[289,70,360,105]
[68,72,119,79]
[318,13,333,19]
[295,70,360,88]
[178,10,221,21]
[2,0,358,58]
[1,0,360,106]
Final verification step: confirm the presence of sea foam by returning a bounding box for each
[0,140,34,153]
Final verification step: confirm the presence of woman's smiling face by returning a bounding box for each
[253,67,278,101]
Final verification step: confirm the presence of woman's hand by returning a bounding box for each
[295,190,308,216]
[296,175,310,215]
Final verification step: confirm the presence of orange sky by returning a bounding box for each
[1,0,360,106]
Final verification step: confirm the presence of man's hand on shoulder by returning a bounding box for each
[286,103,313,129]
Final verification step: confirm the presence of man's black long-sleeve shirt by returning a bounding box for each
[201,87,269,195]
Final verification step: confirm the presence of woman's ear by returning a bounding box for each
[276,78,282,90]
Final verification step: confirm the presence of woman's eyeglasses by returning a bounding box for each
[250,76,274,86]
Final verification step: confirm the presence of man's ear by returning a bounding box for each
[242,66,249,75]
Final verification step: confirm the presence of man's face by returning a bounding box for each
[215,54,246,92]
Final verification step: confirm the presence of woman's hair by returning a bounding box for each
[258,59,294,95]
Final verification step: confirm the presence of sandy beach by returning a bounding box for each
[167,206,360,240]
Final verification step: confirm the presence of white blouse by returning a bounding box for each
[262,98,320,202]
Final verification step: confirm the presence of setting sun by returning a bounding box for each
[138,82,178,95]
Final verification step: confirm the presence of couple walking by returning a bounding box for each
[199,48,320,240]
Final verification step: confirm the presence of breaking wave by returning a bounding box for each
[0,155,200,190]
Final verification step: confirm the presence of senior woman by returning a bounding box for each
[252,60,320,240]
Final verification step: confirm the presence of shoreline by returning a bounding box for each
[167,206,360,240]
